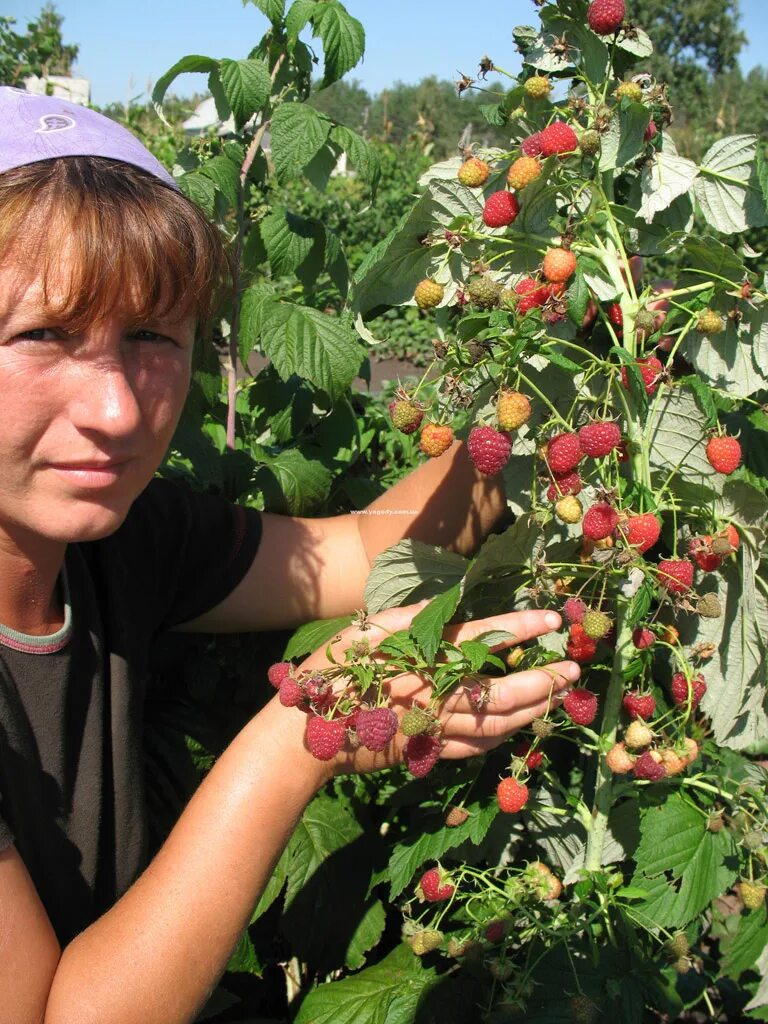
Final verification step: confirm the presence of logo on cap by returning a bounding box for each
[36,113,76,133]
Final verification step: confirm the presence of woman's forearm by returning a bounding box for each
[45,698,329,1024]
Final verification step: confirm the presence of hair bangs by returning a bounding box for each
[0,157,231,338]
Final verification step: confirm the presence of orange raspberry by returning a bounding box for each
[542,247,577,283]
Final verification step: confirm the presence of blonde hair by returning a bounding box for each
[0,157,230,337]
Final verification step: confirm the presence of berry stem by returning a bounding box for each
[515,370,572,429]
[584,603,632,872]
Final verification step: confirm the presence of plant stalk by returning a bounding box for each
[584,605,631,871]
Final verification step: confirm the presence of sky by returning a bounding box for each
[6,0,768,109]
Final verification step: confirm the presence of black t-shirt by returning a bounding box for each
[0,477,262,945]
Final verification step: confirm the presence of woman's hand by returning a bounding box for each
[291,601,579,777]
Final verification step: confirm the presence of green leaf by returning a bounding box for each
[284,615,354,660]
[567,267,590,326]
[599,102,651,172]
[312,0,365,87]
[260,207,323,277]
[615,25,653,57]
[258,301,362,399]
[246,0,285,24]
[722,905,768,978]
[409,582,463,664]
[693,135,768,234]
[632,794,738,928]
[199,153,241,208]
[345,899,386,971]
[330,124,381,193]
[293,944,437,1024]
[226,930,262,975]
[219,58,271,129]
[682,373,718,428]
[646,387,723,495]
[286,0,317,42]
[638,151,698,223]
[459,639,492,674]
[258,448,333,515]
[270,102,332,184]
[681,302,768,399]
[480,102,507,127]
[382,800,498,901]
[151,54,218,111]
[364,541,469,614]
[178,170,217,217]
[465,518,545,593]
[284,793,363,908]
[681,234,746,287]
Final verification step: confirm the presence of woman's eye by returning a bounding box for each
[12,328,62,342]
[129,329,174,344]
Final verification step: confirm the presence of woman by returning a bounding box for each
[0,86,578,1024]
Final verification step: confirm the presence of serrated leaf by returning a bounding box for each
[682,302,768,398]
[638,151,698,223]
[615,25,653,57]
[480,102,507,126]
[410,582,463,664]
[681,234,747,287]
[330,124,381,192]
[722,905,768,978]
[261,207,322,278]
[283,793,363,908]
[259,302,362,398]
[465,518,545,593]
[632,794,737,928]
[247,0,285,24]
[219,57,271,129]
[226,930,262,975]
[293,944,437,1024]
[312,1,365,87]
[567,267,589,326]
[259,448,333,515]
[599,102,651,172]
[271,102,332,183]
[286,0,317,42]
[178,170,217,217]
[693,134,768,234]
[683,373,718,428]
[199,153,241,207]
[383,801,498,900]
[151,54,218,111]
[284,615,354,660]
[459,639,492,673]
[364,540,469,614]
[646,386,723,494]
[345,899,386,971]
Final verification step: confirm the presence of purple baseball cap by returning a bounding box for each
[0,85,179,190]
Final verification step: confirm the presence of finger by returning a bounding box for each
[438,693,567,757]
[442,609,563,650]
[442,661,579,714]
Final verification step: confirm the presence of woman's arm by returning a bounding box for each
[180,440,506,633]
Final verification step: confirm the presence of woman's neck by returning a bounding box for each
[0,529,66,636]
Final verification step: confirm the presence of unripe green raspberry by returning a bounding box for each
[401,706,434,736]
[524,75,552,100]
[635,308,656,335]
[697,308,725,334]
[468,275,502,310]
[569,993,598,1023]
[582,609,612,639]
[578,129,601,156]
[555,495,583,524]
[532,717,555,738]
[672,957,691,974]
[409,928,443,955]
[744,830,766,851]
[697,593,722,618]
[738,880,767,910]
[665,932,690,959]
[616,81,643,103]
[414,278,444,309]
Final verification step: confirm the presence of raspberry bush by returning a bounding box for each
[151,0,768,1020]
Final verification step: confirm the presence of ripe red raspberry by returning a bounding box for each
[670,672,707,709]
[633,750,667,781]
[389,399,424,435]
[566,638,598,664]
[507,155,542,190]
[632,627,655,650]
[420,423,455,458]
[267,661,294,688]
[688,536,723,573]
[546,471,583,502]
[617,513,661,554]
[587,0,626,35]
[467,425,513,476]
[608,303,623,335]
[657,558,695,594]
[497,777,529,813]
[621,355,664,395]
[355,706,399,751]
[513,739,544,770]
[578,421,622,458]
[644,119,658,142]
[543,247,577,283]
[562,598,586,626]
[582,502,620,541]
[306,715,347,761]
[563,688,598,725]
[279,676,305,707]
[521,132,544,157]
[706,435,742,475]
[482,190,520,228]
[539,121,578,157]
[404,734,442,777]
[484,920,506,943]
[418,867,456,902]
[515,276,539,296]
[546,432,583,474]
[497,390,532,430]
[622,691,656,720]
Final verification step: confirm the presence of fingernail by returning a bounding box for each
[545,612,561,629]
[567,663,581,681]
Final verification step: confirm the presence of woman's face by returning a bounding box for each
[0,251,195,548]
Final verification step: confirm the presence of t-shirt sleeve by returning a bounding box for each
[112,477,263,634]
